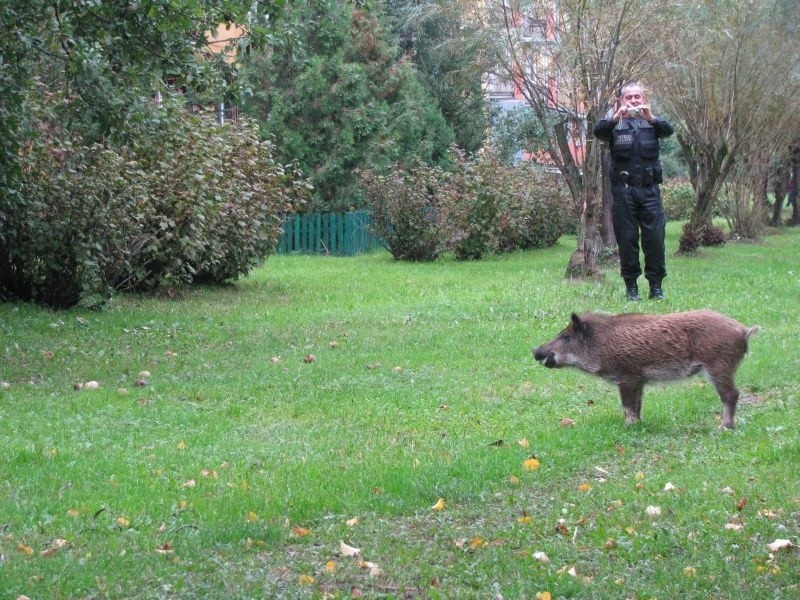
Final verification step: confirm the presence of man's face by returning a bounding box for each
[621,86,645,107]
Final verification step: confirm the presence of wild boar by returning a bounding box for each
[532,310,759,428]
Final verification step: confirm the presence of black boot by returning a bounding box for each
[649,284,664,300]
[625,281,641,301]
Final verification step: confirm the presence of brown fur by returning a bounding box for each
[532,310,759,428]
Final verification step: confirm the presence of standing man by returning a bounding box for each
[593,82,674,301]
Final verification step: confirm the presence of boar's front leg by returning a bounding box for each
[618,382,645,425]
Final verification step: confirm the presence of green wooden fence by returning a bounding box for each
[276,210,384,256]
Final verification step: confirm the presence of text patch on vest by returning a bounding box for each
[616,133,634,144]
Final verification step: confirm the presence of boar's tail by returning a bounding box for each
[744,326,760,353]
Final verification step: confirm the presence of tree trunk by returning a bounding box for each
[601,152,616,249]
[770,160,790,227]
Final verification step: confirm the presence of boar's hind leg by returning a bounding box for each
[619,382,645,425]
[706,364,740,429]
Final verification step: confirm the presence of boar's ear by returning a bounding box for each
[570,313,583,333]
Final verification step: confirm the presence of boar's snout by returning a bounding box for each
[532,346,560,369]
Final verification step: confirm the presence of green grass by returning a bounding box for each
[2,222,799,599]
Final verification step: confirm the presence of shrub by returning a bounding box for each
[1,93,306,308]
[678,222,727,253]
[661,180,695,221]
[445,150,572,260]
[359,163,455,261]
[496,164,572,251]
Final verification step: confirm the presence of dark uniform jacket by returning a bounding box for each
[593,116,674,186]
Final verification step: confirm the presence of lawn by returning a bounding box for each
[1,222,799,599]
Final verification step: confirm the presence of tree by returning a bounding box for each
[654,0,800,248]
[240,0,454,211]
[387,0,489,154]
[469,0,673,277]
[0,0,264,296]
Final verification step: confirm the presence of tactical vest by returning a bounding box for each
[610,119,663,186]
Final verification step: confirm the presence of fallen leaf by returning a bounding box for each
[554,520,569,535]
[67,508,80,518]
[635,472,646,481]
[518,438,530,449]
[559,418,576,427]
[17,544,33,556]
[270,356,281,364]
[292,527,312,537]
[724,522,744,531]
[518,514,532,525]
[759,509,781,519]
[523,456,541,471]
[683,566,697,577]
[176,441,187,450]
[245,512,259,523]
[83,381,100,390]
[766,539,795,553]
[137,370,151,379]
[720,486,735,495]
[340,541,361,557]
[468,537,485,549]
[201,469,218,479]
[646,505,662,518]
[663,482,676,492]
[183,479,196,488]
[736,497,747,511]
[578,483,592,493]
[325,561,337,572]
[536,593,552,600]
[607,500,623,511]
[604,538,617,550]
[298,574,315,586]
[346,517,359,527]
[155,542,173,554]
[533,551,550,563]
[329,341,338,348]
[303,354,316,363]
[507,475,520,485]
[431,497,445,511]
[116,517,130,528]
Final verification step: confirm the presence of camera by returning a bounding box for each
[628,107,641,117]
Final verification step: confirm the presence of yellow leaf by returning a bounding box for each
[507,475,520,485]
[536,592,552,600]
[518,438,530,449]
[635,472,645,481]
[245,512,259,523]
[523,457,541,471]
[625,527,636,535]
[179,500,188,510]
[346,517,359,527]
[17,544,33,556]
[67,508,80,518]
[518,515,532,524]
[683,566,697,577]
[325,560,337,572]
[176,441,187,450]
[431,497,445,511]
[116,517,130,528]
[578,483,592,493]
[298,574,315,586]
[468,537,485,549]
[293,527,312,537]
